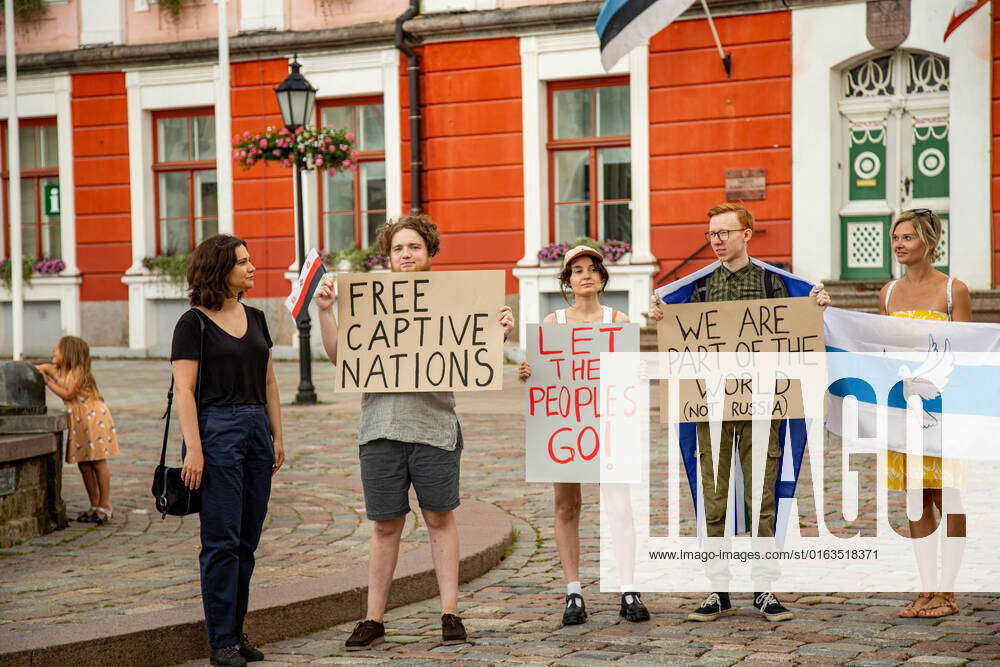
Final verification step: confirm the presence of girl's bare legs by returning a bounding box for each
[553,483,583,584]
[92,459,112,513]
[77,462,100,509]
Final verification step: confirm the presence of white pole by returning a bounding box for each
[215,0,233,233]
[699,0,726,61]
[5,0,23,360]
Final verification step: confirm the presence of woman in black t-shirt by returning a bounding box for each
[170,234,284,667]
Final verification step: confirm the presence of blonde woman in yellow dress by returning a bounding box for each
[879,209,970,618]
[36,336,119,525]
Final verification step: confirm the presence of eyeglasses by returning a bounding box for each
[704,228,744,242]
[903,208,941,230]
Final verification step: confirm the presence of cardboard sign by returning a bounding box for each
[336,270,505,393]
[524,322,640,482]
[656,297,824,421]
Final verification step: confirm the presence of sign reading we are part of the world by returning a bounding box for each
[524,322,640,483]
[335,270,506,392]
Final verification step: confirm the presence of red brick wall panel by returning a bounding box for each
[649,10,792,280]
[993,3,999,284]
[230,59,293,298]
[417,38,523,290]
[72,72,130,301]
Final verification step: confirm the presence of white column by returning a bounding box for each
[382,48,403,220]
[518,36,547,266]
[628,44,655,265]
[215,0,234,234]
[54,76,78,274]
[5,0,23,360]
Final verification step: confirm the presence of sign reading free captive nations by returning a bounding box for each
[656,297,824,421]
[336,270,505,392]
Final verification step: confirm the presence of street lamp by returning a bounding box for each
[276,55,318,405]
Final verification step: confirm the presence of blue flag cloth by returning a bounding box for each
[597,0,695,71]
[653,259,816,541]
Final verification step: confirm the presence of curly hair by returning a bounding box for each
[375,214,441,258]
[893,210,943,263]
[186,234,248,311]
[559,253,610,303]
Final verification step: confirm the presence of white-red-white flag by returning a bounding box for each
[284,248,327,324]
[944,0,988,42]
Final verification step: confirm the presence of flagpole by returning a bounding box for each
[5,0,24,360]
[699,0,732,78]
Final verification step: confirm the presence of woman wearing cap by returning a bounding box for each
[880,209,970,619]
[518,245,650,626]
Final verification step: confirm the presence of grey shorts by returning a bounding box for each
[358,429,463,521]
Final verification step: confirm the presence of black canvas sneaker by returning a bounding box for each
[753,591,793,621]
[687,592,735,621]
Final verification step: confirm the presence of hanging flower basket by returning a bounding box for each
[232,126,358,171]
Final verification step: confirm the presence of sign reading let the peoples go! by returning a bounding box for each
[336,270,505,392]
[656,297,824,421]
[524,323,640,482]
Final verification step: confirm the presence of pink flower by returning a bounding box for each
[295,126,304,134]
[346,132,355,141]
[343,159,351,167]
[258,139,267,148]
[339,144,348,151]
[282,159,290,167]
[315,157,324,166]
[272,149,281,156]
[243,131,250,138]
[280,127,290,135]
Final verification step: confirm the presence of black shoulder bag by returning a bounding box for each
[152,310,206,519]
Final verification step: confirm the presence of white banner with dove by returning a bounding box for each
[824,307,1000,459]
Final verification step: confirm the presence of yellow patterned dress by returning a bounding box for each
[60,372,119,464]
[886,301,965,491]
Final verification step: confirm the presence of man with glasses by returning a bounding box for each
[649,203,830,623]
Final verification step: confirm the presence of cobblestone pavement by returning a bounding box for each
[3,360,1000,665]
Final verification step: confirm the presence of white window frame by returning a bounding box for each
[0,74,81,340]
[122,64,233,352]
[513,30,653,340]
[791,0,991,288]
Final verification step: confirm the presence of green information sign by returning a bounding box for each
[43,184,60,217]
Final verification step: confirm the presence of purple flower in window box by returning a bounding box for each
[537,242,570,264]
[33,258,66,274]
[601,240,631,264]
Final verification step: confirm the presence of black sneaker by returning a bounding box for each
[441,613,468,645]
[753,591,793,621]
[345,619,385,650]
[619,592,651,622]
[210,646,247,667]
[562,593,588,626]
[687,592,734,621]
[237,633,264,662]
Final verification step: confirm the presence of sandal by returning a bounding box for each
[93,507,113,525]
[916,593,959,618]
[899,592,934,618]
[76,507,100,523]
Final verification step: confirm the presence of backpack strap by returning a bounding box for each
[691,276,710,303]
[762,269,777,299]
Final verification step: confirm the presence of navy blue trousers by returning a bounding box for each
[197,404,274,648]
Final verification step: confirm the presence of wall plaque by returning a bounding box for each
[866,0,910,51]
[725,168,766,201]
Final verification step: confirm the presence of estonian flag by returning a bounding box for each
[285,248,327,325]
[597,0,696,71]
[653,259,815,543]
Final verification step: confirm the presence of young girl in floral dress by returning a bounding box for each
[37,336,119,525]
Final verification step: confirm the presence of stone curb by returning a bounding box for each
[0,498,513,667]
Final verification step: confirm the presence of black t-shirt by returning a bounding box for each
[170,305,273,406]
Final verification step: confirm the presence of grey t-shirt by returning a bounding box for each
[358,391,459,451]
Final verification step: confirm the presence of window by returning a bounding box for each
[547,79,631,244]
[2,118,60,260]
[153,109,217,254]
[318,97,386,251]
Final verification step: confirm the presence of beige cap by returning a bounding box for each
[562,245,604,268]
